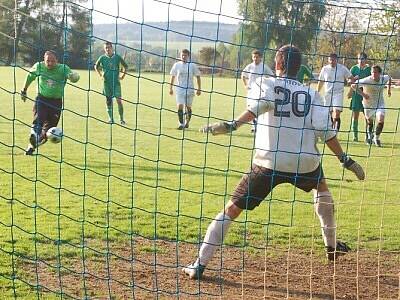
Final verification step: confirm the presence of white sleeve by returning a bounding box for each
[246,77,274,116]
[241,64,250,79]
[311,91,336,141]
[383,75,390,84]
[170,63,177,76]
[357,77,369,87]
[318,67,325,80]
[192,63,201,76]
[263,64,274,76]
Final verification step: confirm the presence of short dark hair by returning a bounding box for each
[44,50,58,59]
[277,44,302,77]
[251,49,262,56]
[104,41,113,47]
[371,65,382,73]
[181,49,190,55]
[329,53,338,59]
[358,52,367,59]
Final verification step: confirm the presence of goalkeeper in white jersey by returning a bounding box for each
[351,65,392,147]
[182,45,365,280]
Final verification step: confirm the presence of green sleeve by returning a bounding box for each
[95,56,103,69]
[350,65,356,76]
[64,64,72,77]
[119,55,128,69]
[305,65,314,79]
[24,62,40,89]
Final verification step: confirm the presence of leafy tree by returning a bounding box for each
[312,5,365,69]
[198,46,221,67]
[370,1,400,76]
[234,0,326,63]
[0,0,90,68]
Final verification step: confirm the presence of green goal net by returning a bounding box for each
[0,0,399,298]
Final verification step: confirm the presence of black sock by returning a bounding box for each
[368,122,374,135]
[178,109,184,124]
[186,108,192,123]
[375,122,384,136]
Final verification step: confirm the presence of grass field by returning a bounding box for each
[0,66,399,298]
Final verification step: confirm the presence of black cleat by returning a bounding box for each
[29,134,38,149]
[373,139,382,147]
[326,241,350,261]
[177,124,185,130]
[25,147,35,156]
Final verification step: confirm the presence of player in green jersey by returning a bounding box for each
[347,52,371,141]
[297,64,315,84]
[21,50,80,155]
[95,41,128,125]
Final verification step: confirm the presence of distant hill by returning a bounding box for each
[93,21,239,44]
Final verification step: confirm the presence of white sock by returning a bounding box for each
[314,190,336,248]
[196,212,232,266]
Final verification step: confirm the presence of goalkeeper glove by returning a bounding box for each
[200,121,238,135]
[339,154,365,180]
[21,90,27,102]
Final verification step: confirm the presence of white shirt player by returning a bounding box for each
[357,75,390,110]
[318,64,351,109]
[242,63,274,92]
[318,63,351,95]
[170,61,200,96]
[247,76,335,174]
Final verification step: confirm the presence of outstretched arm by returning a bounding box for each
[326,136,365,180]
[20,63,39,101]
[200,110,256,135]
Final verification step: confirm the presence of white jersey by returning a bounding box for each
[242,62,274,94]
[170,61,200,96]
[357,75,390,109]
[318,63,351,96]
[247,76,335,174]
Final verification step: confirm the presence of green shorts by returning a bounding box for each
[103,81,122,98]
[350,93,364,112]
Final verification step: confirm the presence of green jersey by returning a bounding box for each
[24,62,72,99]
[95,53,128,86]
[297,64,314,83]
[350,64,371,102]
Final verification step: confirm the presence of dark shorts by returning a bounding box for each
[33,94,62,134]
[231,164,324,210]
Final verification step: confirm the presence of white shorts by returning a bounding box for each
[363,100,385,119]
[324,93,344,111]
[176,93,194,106]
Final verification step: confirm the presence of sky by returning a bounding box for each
[85,0,242,24]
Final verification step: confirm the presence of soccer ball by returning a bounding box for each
[46,127,63,143]
[68,71,80,83]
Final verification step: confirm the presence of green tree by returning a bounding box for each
[198,46,221,73]
[313,5,365,69]
[231,0,326,71]
[0,0,90,68]
[370,1,400,76]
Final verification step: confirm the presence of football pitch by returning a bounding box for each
[0,66,399,298]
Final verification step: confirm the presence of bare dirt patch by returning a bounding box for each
[23,237,399,299]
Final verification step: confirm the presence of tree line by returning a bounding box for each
[0,0,90,68]
[0,0,398,76]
